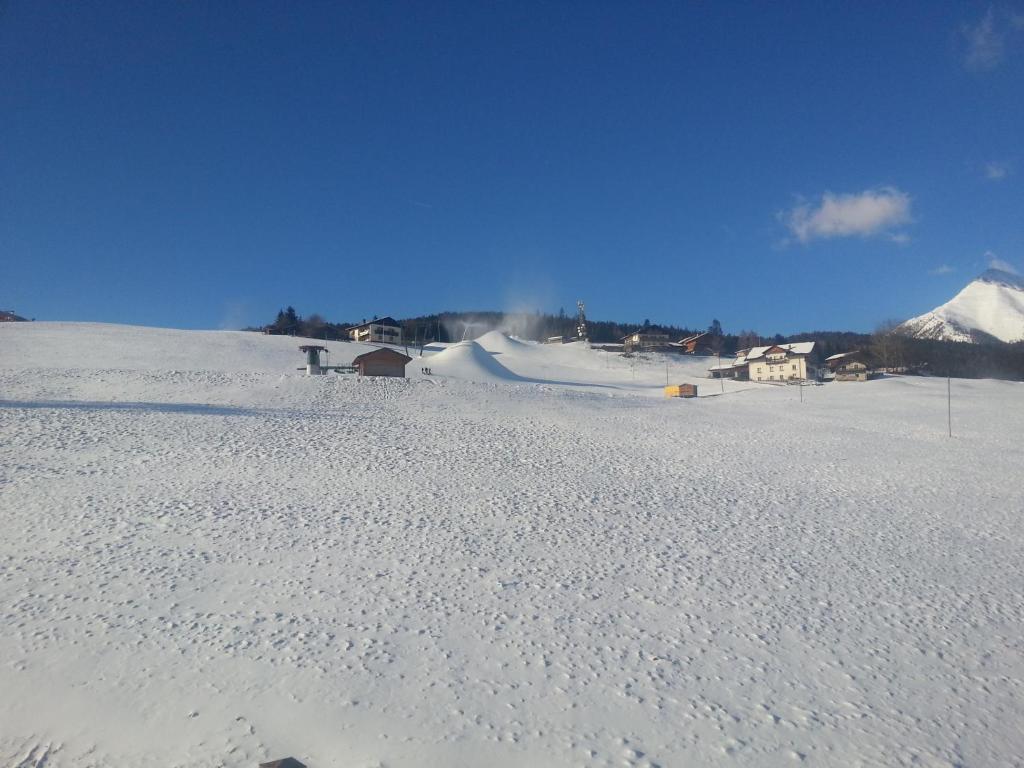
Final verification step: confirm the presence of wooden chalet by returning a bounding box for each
[351,348,412,378]
[675,331,713,354]
[826,351,871,382]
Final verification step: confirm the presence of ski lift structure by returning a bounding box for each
[298,345,356,376]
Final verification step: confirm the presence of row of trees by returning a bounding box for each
[867,324,1024,379]
[254,308,1024,381]
[262,306,355,340]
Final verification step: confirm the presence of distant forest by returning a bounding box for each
[253,307,1024,381]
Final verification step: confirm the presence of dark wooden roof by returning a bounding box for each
[351,348,412,364]
[259,758,307,768]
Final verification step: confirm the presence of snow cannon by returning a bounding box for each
[299,345,328,375]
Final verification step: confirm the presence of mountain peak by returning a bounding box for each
[898,267,1024,344]
[976,268,1024,291]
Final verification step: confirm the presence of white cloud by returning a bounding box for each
[964,8,1005,70]
[781,187,912,244]
[985,161,1010,180]
[963,7,1024,70]
[929,265,955,275]
[987,252,1020,274]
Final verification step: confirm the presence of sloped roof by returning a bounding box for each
[351,348,412,364]
[744,341,815,360]
[348,316,399,330]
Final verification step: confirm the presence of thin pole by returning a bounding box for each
[718,350,724,394]
[947,374,952,438]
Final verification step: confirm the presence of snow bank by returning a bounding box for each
[422,340,526,383]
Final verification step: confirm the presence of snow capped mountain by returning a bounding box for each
[899,269,1024,343]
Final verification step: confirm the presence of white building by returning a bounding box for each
[348,316,402,345]
[744,342,817,382]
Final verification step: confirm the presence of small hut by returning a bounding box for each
[351,348,412,378]
[665,383,698,398]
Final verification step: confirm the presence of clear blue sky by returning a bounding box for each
[2,1,1022,334]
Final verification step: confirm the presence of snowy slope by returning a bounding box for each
[0,323,737,398]
[899,269,1024,343]
[0,321,380,373]
[2,322,1024,767]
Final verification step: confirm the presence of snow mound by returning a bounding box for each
[474,330,531,355]
[426,340,525,382]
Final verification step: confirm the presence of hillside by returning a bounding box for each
[2,322,1023,767]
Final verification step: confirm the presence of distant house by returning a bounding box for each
[708,346,755,379]
[826,351,870,382]
[623,331,671,354]
[710,342,817,382]
[0,310,27,322]
[708,357,748,380]
[351,348,411,378]
[348,317,402,345]
[676,331,712,354]
[745,342,817,382]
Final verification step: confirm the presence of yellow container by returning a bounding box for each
[664,384,697,398]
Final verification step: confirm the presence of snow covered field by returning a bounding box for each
[2,322,1023,767]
